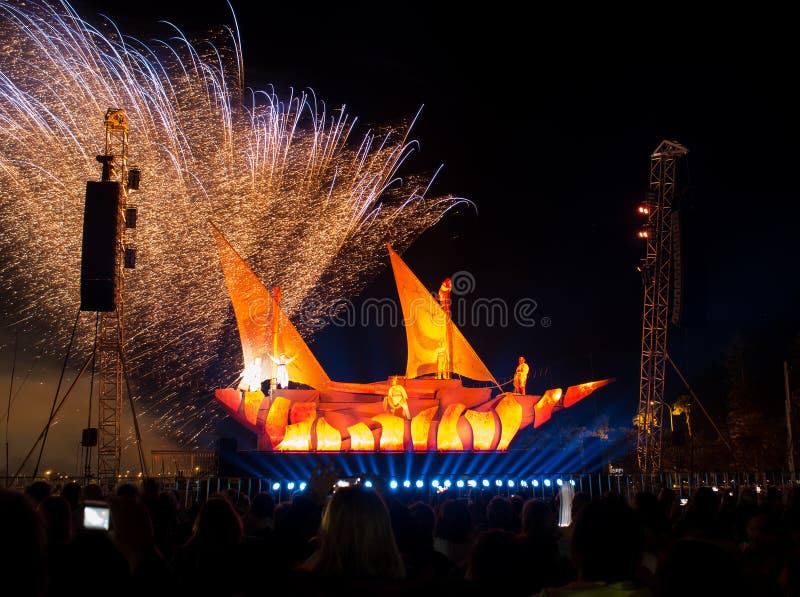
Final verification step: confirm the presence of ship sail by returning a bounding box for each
[387,245,499,386]
[212,225,331,390]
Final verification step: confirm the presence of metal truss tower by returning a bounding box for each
[635,140,688,476]
[96,109,134,485]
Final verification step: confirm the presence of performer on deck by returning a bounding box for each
[270,353,296,389]
[436,340,449,380]
[238,357,263,392]
[513,356,529,395]
[383,376,411,419]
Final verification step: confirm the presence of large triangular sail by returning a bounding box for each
[212,225,331,390]
[387,245,499,385]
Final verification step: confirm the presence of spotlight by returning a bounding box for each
[495,479,503,487]
[637,205,650,216]
[638,230,649,239]
[124,247,136,269]
[544,479,551,487]
[532,479,540,487]
[508,480,515,488]
[431,479,440,488]
[569,479,576,486]
[520,480,528,488]
[271,482,280,491]
[287,482,295,490]
[125,206,137,228]
[364,480,373,488]
[556,479,563,486]
[127,167,141,190]
[456,480,465,488]
[482,479,490,487]
[403,480,411,488]
[389,480,398,490]
[443,479,451,488]
[467,479,477,488]
[415,479,424,489]
[299,482,307,491]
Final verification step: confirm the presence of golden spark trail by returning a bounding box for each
[0,0,468,444]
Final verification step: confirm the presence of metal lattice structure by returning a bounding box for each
[636,140,688,476]
[96,109,131,485]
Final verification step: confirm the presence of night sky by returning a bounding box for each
[6,1,800,462]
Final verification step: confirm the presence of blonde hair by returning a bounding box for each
[305,486,405,580]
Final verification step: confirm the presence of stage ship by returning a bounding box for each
[213,228,612,452]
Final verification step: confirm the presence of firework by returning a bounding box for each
[0,0,468,444]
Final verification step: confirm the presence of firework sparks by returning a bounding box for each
[0,0,468,445]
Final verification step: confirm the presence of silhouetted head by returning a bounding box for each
[309,485,405,579]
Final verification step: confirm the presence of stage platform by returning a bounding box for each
[219,446,612,482]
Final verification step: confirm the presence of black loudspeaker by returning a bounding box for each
[80,181,121,311]
[81,427,98,447]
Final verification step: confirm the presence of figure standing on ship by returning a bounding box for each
[513,356,529,395]
[270,353,296,389]
[238,357,263,392]
[436,341,449,380]
[383,376,411,419]
[438,277,452,316]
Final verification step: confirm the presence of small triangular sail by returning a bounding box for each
[387,245,498,385]
[212,225,331,390]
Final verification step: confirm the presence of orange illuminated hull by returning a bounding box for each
[214,377,613,452]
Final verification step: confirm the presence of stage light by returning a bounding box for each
[532,480,540,487]
[556,479,563,486]
[569,479,576,486]
[364,480,373,488]
[495,479,503,487]
[467,479,477,488]
[415,479,424,488]
[508,480,515,488]
[403,480,411,488]
[299,482,307,491]
[124,247,136,269]
[637,205,650,215]
[272,482,280,491]
[125,206,137,228]
[712,486,719,492]
[520,480,528,487]
[638,230,649,239]
[431,479,440,488]
[389,480,398,490]
[127,167,141,190]
[456,480,465,488]
[287,482,295,490]
[443,479,451,488]
[544,479,551,487]
[482,479,490,487]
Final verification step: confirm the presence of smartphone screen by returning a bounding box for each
[83,503,110,530]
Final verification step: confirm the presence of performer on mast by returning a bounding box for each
[437,277,453,379]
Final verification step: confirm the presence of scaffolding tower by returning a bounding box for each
[95,109,135,485]
[635,140,688,476]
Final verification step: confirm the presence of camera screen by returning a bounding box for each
[83,505,110,529]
